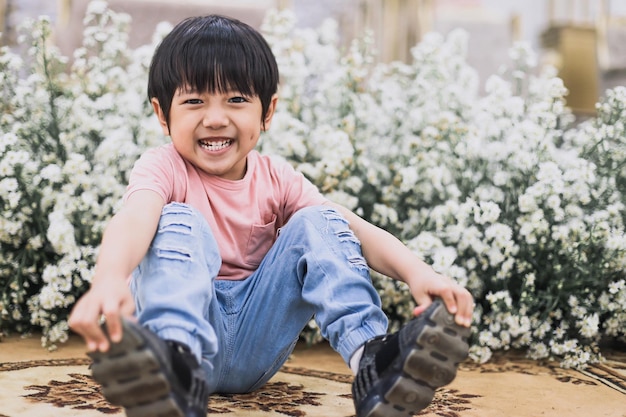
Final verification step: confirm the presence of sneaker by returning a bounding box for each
[352,298,470,417]
[88,319,209,417]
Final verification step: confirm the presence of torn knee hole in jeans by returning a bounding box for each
[335,230,368,271]
[346,255,369,270]
[336,230,360,244]
[158,222,192,235]
[162,202,194,215]
[320,208,345,221]
[155,247,192,261]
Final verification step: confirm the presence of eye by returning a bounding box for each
[184,98,203,105]
[228,96,249,104]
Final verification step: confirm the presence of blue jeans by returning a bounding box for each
[130,203,388,393]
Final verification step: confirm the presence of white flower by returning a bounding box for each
[509,42,537,69]
[518,194,537,213]
[371,204,398,227]
[578,313,600,339]
[326,190,358,211]
[0,177,18,193]
[486,290,512,309]
[40,164,63,182]
[0,132,19,153]
[409,232,443,257]
[431,247,457,273]
[529,342,549,360]
[47,210,78,256]
[0,150,30,176]
[469,345,493,364]
[608,280,625,295]
[473,201,501,224]
[84,0,109,16]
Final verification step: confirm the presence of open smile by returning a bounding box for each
[198,138,234,151]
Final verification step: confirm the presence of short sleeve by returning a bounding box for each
[123,145,180,203]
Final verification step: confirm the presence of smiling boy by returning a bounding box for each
[68,14,473,417]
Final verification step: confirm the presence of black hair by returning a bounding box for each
[148,15,279,126]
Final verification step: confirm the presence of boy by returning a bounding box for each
[69,14,473,417]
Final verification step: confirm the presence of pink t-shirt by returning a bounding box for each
[124,144,328,280]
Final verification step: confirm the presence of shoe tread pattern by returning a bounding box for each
[360,299,470,417]
[88,320,184,417]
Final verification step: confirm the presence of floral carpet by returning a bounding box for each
[0,335,624,417]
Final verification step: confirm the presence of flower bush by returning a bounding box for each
[1,1,624,367]
[260,11,626,367]
[0,2,165,347]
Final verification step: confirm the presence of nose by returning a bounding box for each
[202,105,229,129]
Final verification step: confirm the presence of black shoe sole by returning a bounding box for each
[88,320,185,417]
[364,300,470,417]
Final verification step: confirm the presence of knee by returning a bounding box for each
[147,203,221,274]
[160,202,199,218]
[291,205,347,225]
[289,206,369,271]
[290,205,362,247]
[159,203,203,231]
[154,203,211,248]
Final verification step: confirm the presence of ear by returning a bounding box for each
[261,95,279,131]
[151,98,170,135]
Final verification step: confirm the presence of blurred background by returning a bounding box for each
[1,0,625,115]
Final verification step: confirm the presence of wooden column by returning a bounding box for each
[0,0,7,45]
[360,0,432,63]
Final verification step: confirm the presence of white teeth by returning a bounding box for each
[199,139,232,151]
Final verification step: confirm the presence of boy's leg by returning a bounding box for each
[210,206,470,417]
[211,206,389,393]
[89,203,221,417]
[130,202,220,363]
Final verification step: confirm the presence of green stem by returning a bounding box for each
[38,27,66,163]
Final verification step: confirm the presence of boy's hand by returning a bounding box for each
[68,278,135,352]
[408,271,474,328]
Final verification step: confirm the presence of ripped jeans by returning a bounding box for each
[129,203,388,394]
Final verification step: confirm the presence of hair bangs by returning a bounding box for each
[177,35,257,98]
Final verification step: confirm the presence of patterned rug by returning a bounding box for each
[0,343,624,417]
[0,358,357,417]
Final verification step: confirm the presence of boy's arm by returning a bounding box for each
[69,190,165,352]
[325,202,473,327]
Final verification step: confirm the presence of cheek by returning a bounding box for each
[242,117,264,135]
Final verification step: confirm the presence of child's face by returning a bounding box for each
[152,87,277,180]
